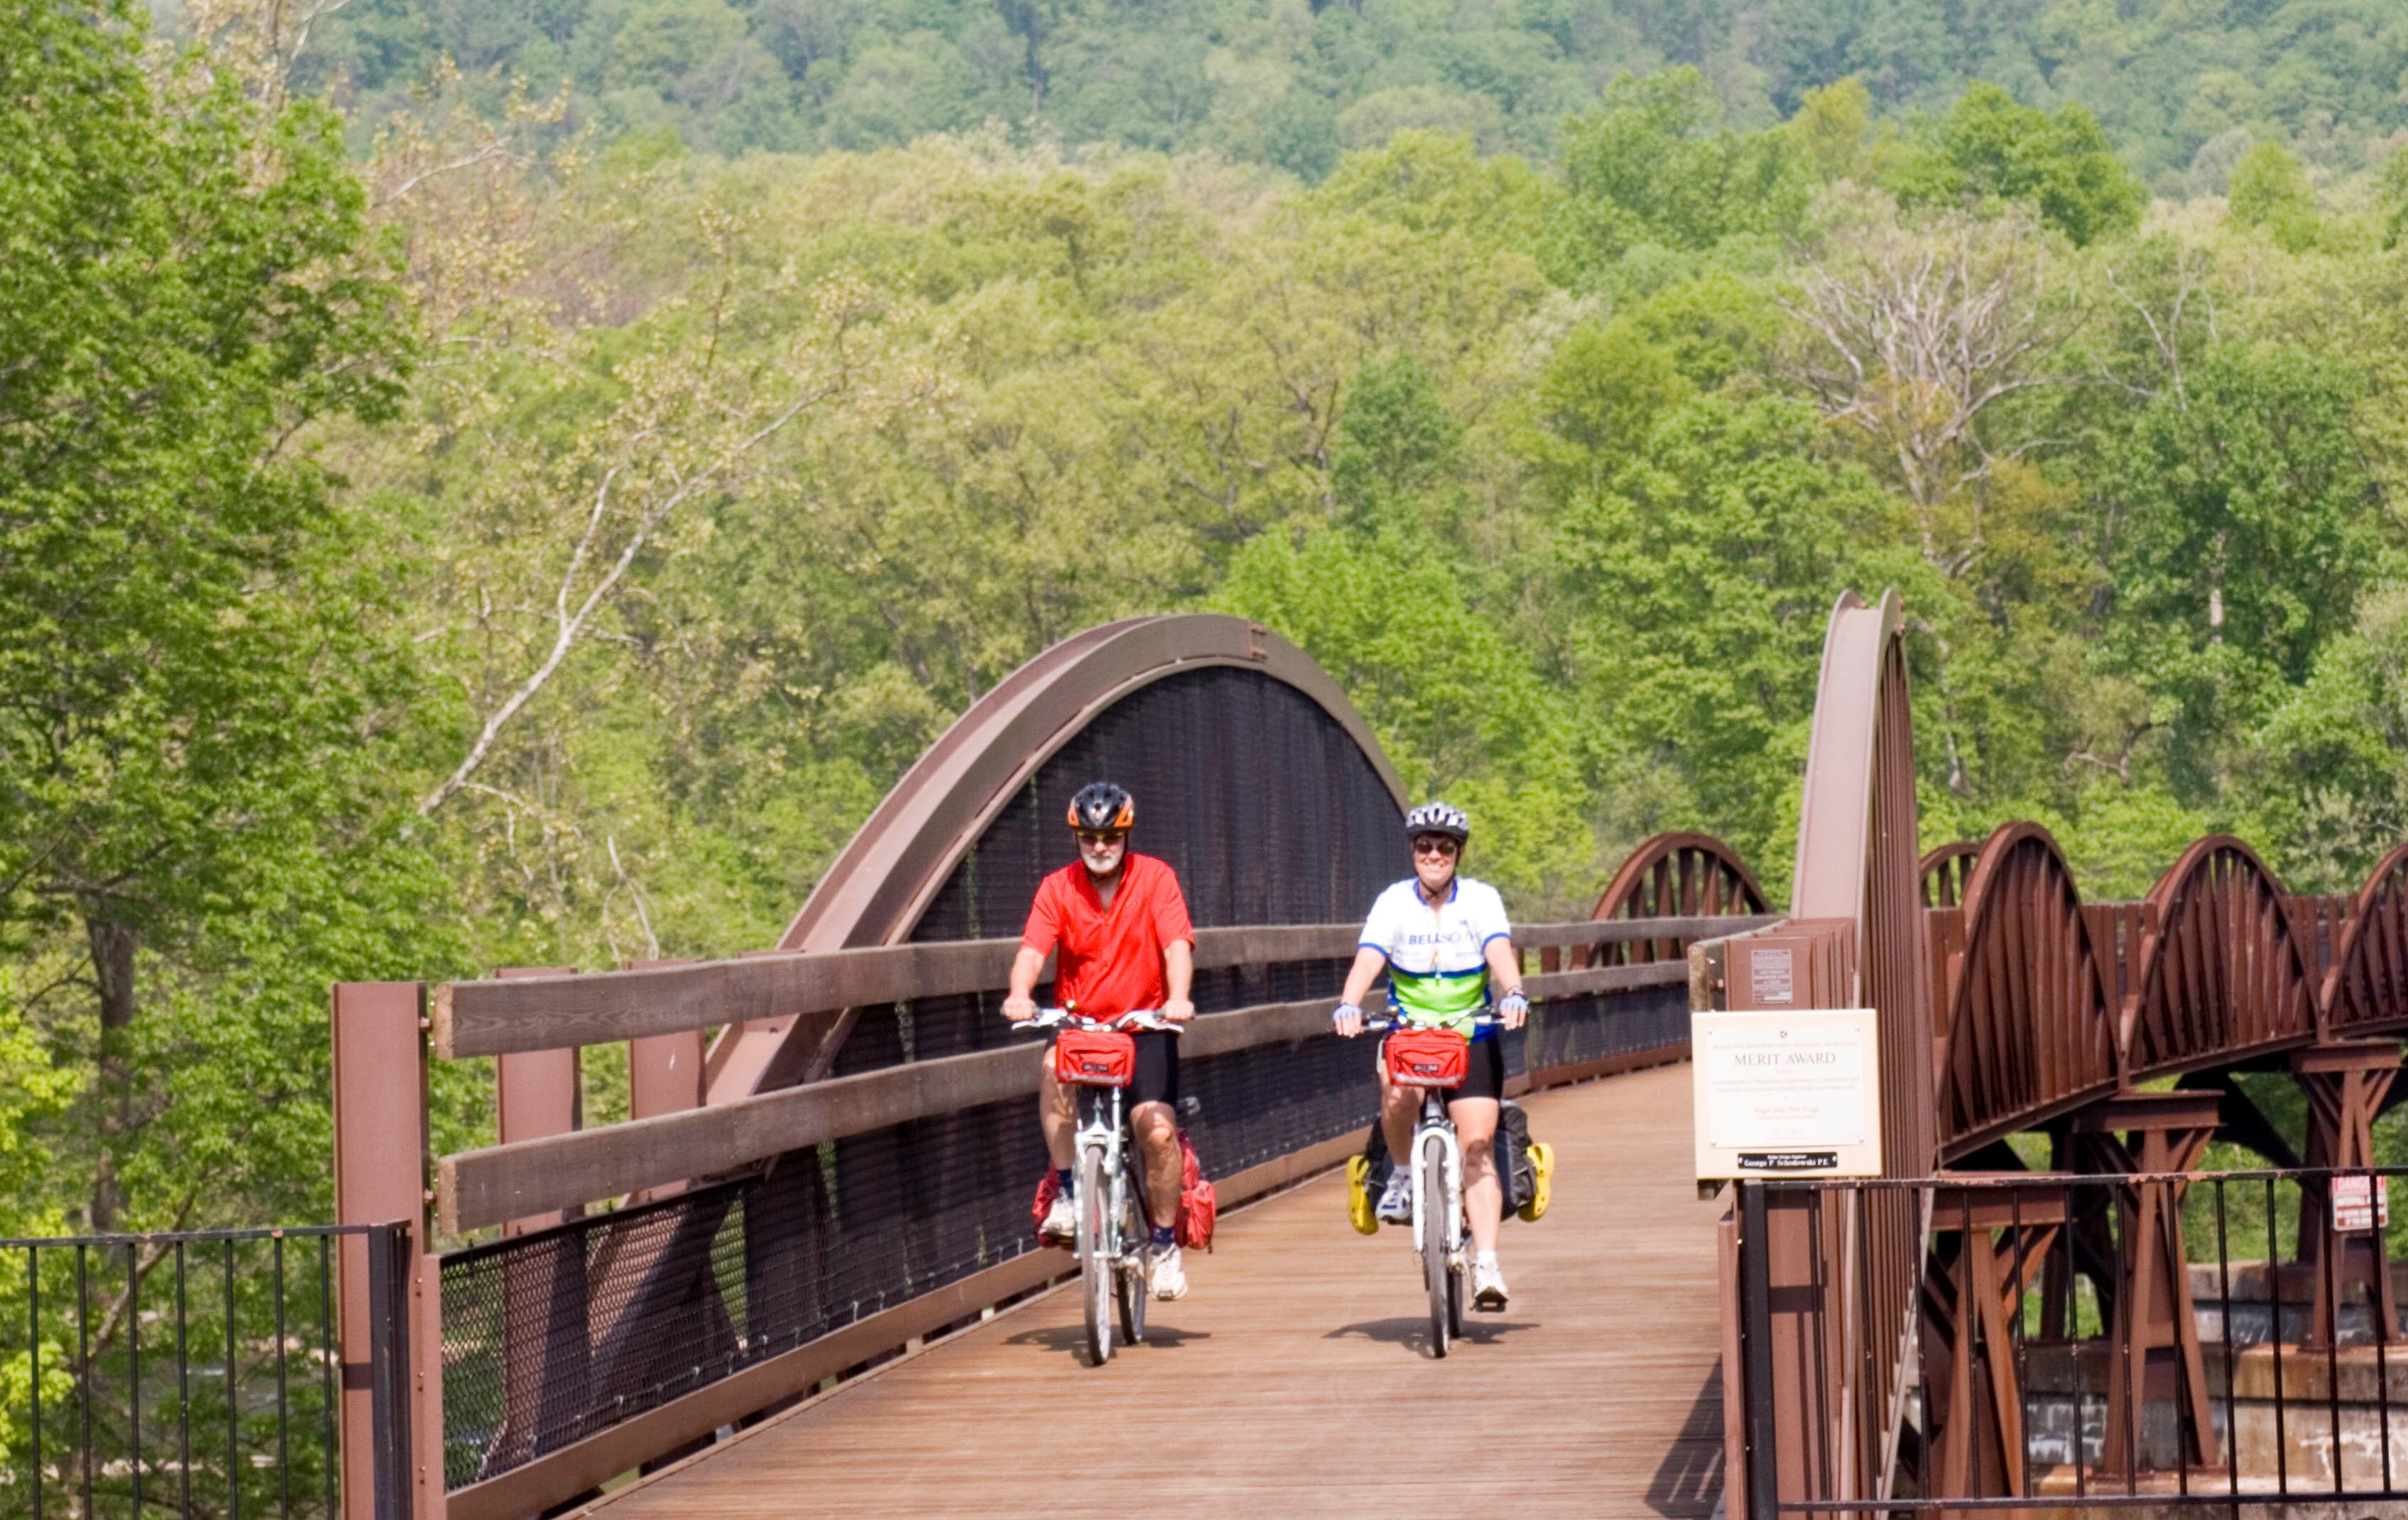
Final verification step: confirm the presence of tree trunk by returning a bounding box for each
[86,911,138,1233]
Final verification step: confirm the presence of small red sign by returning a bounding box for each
[2333,1173,2389,1232]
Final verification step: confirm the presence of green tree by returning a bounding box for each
[1895,83,2144,246]
[1544,395,1931,888]
[0,0,417,1228]
[2226,140,2322,253]
[1332,354,1463,527]
[2091,344,2382,800]
[1550,68,1811,281]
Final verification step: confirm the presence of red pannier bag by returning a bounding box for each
[1054,1028,1135,1087]
[1384,1028,1469,1089]
[1175,1129,1216,1252]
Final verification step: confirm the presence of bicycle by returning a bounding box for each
[1367,1012,1500,1358]
[1016,1007,1174,1366]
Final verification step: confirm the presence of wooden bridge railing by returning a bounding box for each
[336,902,1775,1520]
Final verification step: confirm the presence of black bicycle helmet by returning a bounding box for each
[1404,801,1469,844]
[1068,781,1135,833]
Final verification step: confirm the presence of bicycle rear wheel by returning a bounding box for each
[1116,1179,1148,1345]
[1419,1131,1451,1359]
[1078,1143,1113,1366]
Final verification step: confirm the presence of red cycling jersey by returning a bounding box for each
[1019,851,1194,1017]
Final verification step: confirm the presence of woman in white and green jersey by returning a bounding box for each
[1332,802,1529,1311]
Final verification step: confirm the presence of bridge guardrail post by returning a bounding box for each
[334,980,444,1520]
[367,1220,417,1520]
[1737,1180,1779,1520]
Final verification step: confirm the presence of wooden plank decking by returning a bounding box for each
[576,1062,1728,1519]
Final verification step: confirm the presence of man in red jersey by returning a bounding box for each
[1001,781,1198,1299]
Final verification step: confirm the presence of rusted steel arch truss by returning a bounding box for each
[1928,822,2122,1162]
[1918,840,1980,909]
[1579,832,1767,968]
[705,614,1409,1104]
[2325,838,2408,1038]
[2123,834,2321,1079]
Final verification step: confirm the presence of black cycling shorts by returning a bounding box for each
[1051,1029,1180,1109]
[1382,1032,1505,1104]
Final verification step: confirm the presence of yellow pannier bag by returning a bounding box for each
[1345,1154,1380,1235]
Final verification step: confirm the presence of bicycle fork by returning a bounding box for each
[1408,1094,1465,1269]
[1078,1086,1132,1269]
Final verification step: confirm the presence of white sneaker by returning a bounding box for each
[1039,1190,1076,1244]
[1149,1243,1189,1300]
[1375,1171,1412,1225]
[1472,1260,1508,1311]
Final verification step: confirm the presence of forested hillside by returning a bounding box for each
[282,0,2408,187]
[9,0,2408,1255]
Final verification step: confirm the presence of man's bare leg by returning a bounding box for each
[1131,1100,1182,1227]
[1039,1053,1076,1171]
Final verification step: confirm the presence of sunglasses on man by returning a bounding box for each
[1076,830,1129,848]
[1411,835,1460,858]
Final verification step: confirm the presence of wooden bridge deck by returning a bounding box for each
[577,1062,1728,1519]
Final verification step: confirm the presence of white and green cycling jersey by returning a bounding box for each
[1357,876,1513,1040]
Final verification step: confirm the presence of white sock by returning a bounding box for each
[1474,1249,1498,1269]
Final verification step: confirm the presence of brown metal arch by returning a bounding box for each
[1596,832,1768,921]
[2323,839,2408,1036]
[1920,841,1982,909]
[707,614,1406,1101]
[1580,832,1767,968]
[1934,823,2120,1158]
[2125,834,2318,1077]
[1793,588,1936,1175]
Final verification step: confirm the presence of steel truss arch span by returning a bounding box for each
[1919,840,1981,909]
[2125,834,2318,1078]
[1933,823,2121,1160]
[709,614,1408,1101]
[2323,839,2408,1037]
[1581,832,1767,968]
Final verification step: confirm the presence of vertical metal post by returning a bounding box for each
[332,980,440,1520]
[1740,1180,1779,1520]
[365,1224,414,1520]
[28,1245,41,1520]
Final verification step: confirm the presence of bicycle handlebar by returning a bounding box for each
[1014,1007,1178,1034]
[1362,1013,1502,1033]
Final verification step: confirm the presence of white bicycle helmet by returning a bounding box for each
[1404,801,1469,844]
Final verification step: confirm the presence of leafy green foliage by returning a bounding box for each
[1894,83,2144,245]
[287,0,2408,188]
[0,0,444,1232]
[2226,140,2323,253]
[12,0,2408,1263]
[1550,70,1810,283]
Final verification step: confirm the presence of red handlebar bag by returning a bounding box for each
[1385,1029,1469,1089]
[1055,1029,1136,1087]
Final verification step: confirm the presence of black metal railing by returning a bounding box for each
[1,1221,413,1520]
[1733,1170,2408,1516]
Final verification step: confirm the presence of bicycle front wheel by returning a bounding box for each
[1419,1131,1451,1359]
[1078,1143,1113,1366]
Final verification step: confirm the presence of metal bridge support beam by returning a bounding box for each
[333,981,446,1520]
[2292,1041,2403,1346]
[1922,1183,2066,1500]
[2073,1091,2221,1478]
